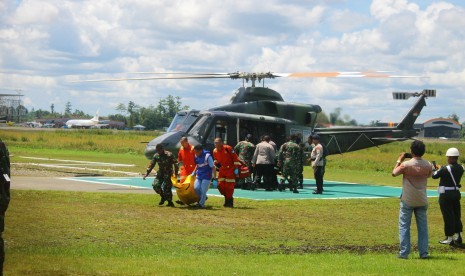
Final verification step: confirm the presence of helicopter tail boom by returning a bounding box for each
[395,89,435,130]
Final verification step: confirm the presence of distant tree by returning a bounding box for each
[108,114,127,123]
[330,108,341,125]
[448,113,460,123]
[370,120,381,127]
[127,101,140,128]
[315,111,330,126]
[328,107,357,126]
[72,109,87,118]
[116,103,127,115]
[64,101,72,116]
[33,109,51,119]
[461,121,465,140]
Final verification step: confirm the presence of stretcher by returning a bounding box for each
[172,174,199,205]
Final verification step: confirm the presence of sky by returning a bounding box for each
[1,0,465,124]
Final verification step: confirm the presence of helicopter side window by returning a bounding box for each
[188,115,212,141]
[183,112,199,130]
[214,120,228,143]
[167,112,186,132]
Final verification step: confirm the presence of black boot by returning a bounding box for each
[224,198,234,208]
[167,201,175,207]
[225,198,234,208]
[293,187,299,194]
[158,198,166,205]
[223,197,227,207]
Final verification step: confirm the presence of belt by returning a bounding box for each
[444,187,459,190]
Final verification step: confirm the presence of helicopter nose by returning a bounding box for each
[144,131,184,159]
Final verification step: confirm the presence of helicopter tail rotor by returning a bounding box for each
[393,89,436,100]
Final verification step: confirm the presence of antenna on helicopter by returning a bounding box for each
[392,89,436,100]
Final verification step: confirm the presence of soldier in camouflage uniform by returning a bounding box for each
[0,139,10,274]
[234,134,255,189]
[143,144,179,207]
[277,134,303,194]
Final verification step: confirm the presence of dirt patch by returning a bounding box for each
[191,243,465,255]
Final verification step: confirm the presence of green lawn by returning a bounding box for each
[2,129,465,274]
[4,190,465,275]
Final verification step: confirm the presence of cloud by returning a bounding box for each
[1,0,465,125]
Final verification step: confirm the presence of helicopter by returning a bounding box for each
[130,71,435,159]
[77,70,432,158]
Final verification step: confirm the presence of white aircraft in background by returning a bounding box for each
[65,110,101,129]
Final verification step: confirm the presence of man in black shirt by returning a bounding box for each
[432,147,463,246]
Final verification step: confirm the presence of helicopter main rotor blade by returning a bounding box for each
[273,71,427,78]
[130,72,230,75]
[73,75,232,83]
[71,70,426,83]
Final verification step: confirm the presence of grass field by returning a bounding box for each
[2,128,465,275]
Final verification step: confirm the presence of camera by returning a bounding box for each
[404,153,412,158]
[432,161,437,169]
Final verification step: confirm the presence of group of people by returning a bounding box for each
[220,133,327,195]
[143,136,241,208]
[143,133,328,209]
[392,140,463,259]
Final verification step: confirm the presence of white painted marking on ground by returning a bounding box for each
[61,177,149,189]
[27,163,140,176]
[97,178,131,181]
[18,156,135,167]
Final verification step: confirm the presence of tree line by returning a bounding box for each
[109,95,189,130]
[25,95,189,131]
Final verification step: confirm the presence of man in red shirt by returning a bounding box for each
[213,138,241,207]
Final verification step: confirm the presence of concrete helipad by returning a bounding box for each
[62,177,441,200]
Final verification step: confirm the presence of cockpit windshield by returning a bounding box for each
[167,111,199,132]
[187,114,213,142]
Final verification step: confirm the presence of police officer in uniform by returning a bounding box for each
[143,144,179,207]
[310,134,326,194]
[432,147,463,245]
[0,139,10,274]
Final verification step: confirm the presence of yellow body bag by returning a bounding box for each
[172,174,199,205]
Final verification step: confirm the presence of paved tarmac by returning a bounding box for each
[11,176,153,194]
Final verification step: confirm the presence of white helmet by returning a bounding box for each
[446,148,460,157]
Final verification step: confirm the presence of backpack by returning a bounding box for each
[321,143,329,158]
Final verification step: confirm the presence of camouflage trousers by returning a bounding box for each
[152,176,173,201]
[282,161,299,189]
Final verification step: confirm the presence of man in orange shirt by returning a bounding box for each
[177,137,196,205]
[213,138,241,208]
[178,137,196,184]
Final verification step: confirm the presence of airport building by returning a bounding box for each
[417,118,462,139]
[374,118,462,139]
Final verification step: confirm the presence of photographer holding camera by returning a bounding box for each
[392,140,432,259]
